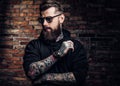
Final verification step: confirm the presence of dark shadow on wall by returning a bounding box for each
[0,0,13,85]
[0,0,9,61]
[64,0,87,16]
[105,0,120,86]
[0,0,7,61]
[65,0,120,86]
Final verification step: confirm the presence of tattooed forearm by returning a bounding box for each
[28,55,57,79]
[42,72,76,83]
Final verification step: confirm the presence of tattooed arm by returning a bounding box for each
[28,40,74,80]
[34,72,76,84]
[28,55,57,80]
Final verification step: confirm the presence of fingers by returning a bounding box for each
[58,40,74,57]
[64,40,74,52]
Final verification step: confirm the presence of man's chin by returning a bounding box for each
[43,33,55,41]
[44,37,56,43]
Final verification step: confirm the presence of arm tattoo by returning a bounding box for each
[42,72,76,83]
[28,55,57,79]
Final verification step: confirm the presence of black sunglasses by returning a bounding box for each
[38,14,62,24]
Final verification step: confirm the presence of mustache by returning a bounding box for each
[43,27,52,31]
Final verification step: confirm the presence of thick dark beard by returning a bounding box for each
[43,26,61,42]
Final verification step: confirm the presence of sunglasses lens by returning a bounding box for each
[39,16,54,24]
[46,17,52,23]
[39,18,44,23]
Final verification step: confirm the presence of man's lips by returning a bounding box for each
[43,27,51,31]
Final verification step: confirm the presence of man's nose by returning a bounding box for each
[43,19,48,26]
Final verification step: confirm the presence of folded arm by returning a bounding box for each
[27,40,74,80]
[28,55,57,79]
[34,72,76,84]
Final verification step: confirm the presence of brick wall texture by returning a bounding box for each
[0,0,120,86]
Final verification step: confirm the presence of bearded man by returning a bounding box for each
[23,0,88,86]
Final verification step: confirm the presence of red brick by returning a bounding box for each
[10,9,20,13]
[0,37,13,41]
[25,16,38,21]
[11,13,20,17]
[29,21,39,25]
[4,57,20,61]
[22,29,36,33]
[20,13,27,17]
[71,33,77,38]
[0,54,12,57]
[64,12,71,16]
[0,41,19,45]
[1,29,22,34]
[33,1,41,5]
[33,25,42,30]
[13,77,27,81]
[13,45,26,49]
[21,1,33,5]
[13,5,27,9]
[20,42,29,45]
[27,5,40,9]
[22,9,29,13]
[13,21,28,26]
[13,53,24,57]
[27,13,39,17]
[0,49,19,54]
[8,65,22,69]
[14,37,30,41]
[13,5,20,9]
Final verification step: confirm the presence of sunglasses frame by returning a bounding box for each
[38,13,62,24]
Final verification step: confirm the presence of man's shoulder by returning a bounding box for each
[28,38,40,44]
[71,38,85,49]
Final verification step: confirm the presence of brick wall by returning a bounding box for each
[0,0,120,86]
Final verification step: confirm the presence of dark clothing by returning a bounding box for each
[23,29,88,86]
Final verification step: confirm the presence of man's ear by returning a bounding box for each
[59,14,65,23]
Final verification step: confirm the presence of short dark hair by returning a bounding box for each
[40,0,64,14]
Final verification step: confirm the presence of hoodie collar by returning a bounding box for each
[56,32,63,42]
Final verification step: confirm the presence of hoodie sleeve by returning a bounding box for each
[23,40,41,80]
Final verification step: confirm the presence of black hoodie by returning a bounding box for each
[23,29,88,86]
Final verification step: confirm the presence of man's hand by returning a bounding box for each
[53,40,74,58]
[61,40,74,54]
